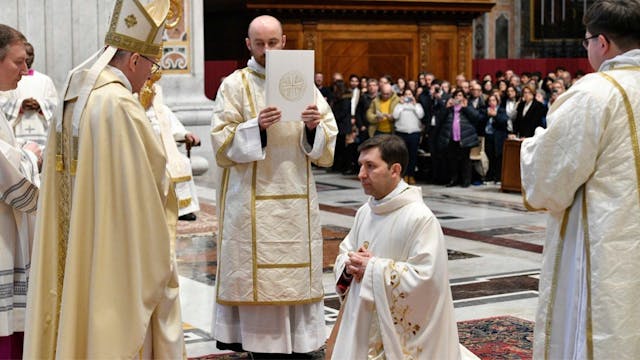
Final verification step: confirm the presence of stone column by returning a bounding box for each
[158,0,214,174]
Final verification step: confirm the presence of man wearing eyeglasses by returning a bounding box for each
[520,0,640,358]
[24,0,186,358]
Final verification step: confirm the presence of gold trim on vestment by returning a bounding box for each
[599,71,640,207]
[582,191,594,360]
[215,168,231,301]
[71,136,79,176]
[215,128,237,168]
[251,161,258,302]
[255,194,307,200]
[521,187,546,211]
[246,68,265,80]
[178,197,192,208]
[55,132,64,172]
[216,295,324,307]
[544,206,571,360]
[257,263,310,269]
[306,156,313,290]
[241,69,257,121]
[104,31,163,59]
[54,106,74,358]
[171,175,192,183]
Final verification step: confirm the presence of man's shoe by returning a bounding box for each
[445,181,457,187]
[178,213,197,221]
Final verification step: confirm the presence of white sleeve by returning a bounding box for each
[300,121,328,159]
[225,117,266,163]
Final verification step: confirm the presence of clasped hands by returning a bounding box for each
[345,246,373,283]
[21,98,41,112]
[258,105,321,130]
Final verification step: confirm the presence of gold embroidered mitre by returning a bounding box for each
[104,0,170,58]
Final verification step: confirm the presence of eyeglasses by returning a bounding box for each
[582,34,601,50]
[140,55,161,74]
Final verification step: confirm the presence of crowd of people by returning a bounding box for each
[319,65,584,187]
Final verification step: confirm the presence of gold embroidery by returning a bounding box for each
[387,261,422,358]
[54,106,73,358]
[124,14,138,28]
[178,197,192,208]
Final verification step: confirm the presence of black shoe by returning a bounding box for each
[445,181,458,187]
[342,169,358,176]
[178,212,197,221]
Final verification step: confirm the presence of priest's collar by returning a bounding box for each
[371,180,408,206]
[106,65,133,93]
[247,57,266,79]
[599,49,640,71]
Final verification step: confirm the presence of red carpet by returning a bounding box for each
[457,316,534,359]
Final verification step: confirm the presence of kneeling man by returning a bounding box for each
[331,134,477,359]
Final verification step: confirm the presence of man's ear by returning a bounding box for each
[390,163,402,178]
[245,38,251,51]
[281,34,286,48]
[128,52,140,71]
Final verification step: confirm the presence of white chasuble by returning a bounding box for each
[333,185,474,360]
[24,68,185,359]
[521,50,640,359]
[210,58,337,353]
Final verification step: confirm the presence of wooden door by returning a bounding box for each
[322,39,412,82]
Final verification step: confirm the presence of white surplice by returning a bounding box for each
[0,70,58,148]
[333,182,475,360]
[210,57,337,353]
[0,111,39,337]
[521,49,640,359]
[145,86,200,217]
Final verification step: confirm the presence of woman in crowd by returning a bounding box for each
[503,85,519,132]
[437,89,481,187]
[392,88,424,185]
[393,77,406,95]
[511,84,547,138]
[483,93,509,183]
[482,80,494,101]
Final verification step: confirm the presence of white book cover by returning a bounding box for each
[265,49,315,122]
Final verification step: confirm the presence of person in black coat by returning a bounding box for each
[483,94,509,182]
[329,79,353,173]
[512,84,547,138]
[436,89,481,187]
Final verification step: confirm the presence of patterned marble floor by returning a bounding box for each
[179,169,547,358]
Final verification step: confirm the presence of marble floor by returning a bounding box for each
[178,169,547,358]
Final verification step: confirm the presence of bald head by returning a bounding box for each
[248,15,283,39]
[245,15,286,67]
